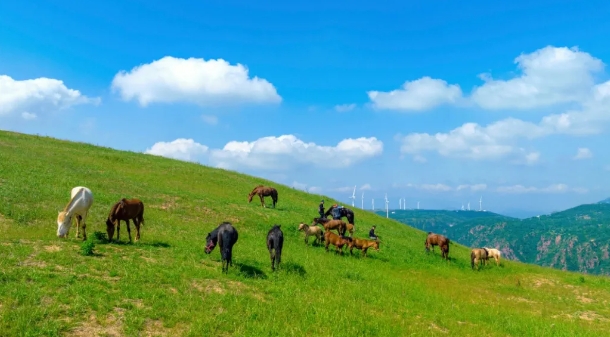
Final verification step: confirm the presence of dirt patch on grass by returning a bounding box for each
[577,295,594,304]
[532,277,556,288]
[429,323,448,333]
[191,279,266,301]
[150,195,179,211]
[141,256,157,263]
[68,308,125,337]
[578,311,608,322]
[44,245,62,252]
[508,296,537,304]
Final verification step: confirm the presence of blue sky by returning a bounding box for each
[2,0,610,218]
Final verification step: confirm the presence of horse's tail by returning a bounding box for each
[471,251,475,269]
[139,202,145,226]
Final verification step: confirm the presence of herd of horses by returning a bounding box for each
[55,184,502,273]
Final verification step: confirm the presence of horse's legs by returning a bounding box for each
[259,194,265,208]
[134,217,141,242]
[126,219,132,243]
[75,215,82,238]
[80,214,87,241]
[117,220,121,241]
[363,248,368,257]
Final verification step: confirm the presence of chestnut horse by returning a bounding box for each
[425,232,450,260]
[348,237,380,257]
[471,248,489,270]
[248,185,278,208]
[105,198,145,243]
[324,231,351,255]
[298,223,324,245]
[311,217,347,236]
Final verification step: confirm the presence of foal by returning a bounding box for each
[105,198,145,243]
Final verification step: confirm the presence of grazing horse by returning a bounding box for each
[205,222,239,273]
[248,185,278,208]
[471,248,489,270]
[483,247,502,266]
[298,223,324,245]
[311,217,347,236]
[105,198,145,243]
[266,225,284,271]
[324,205,355,225]
[348,237,380,257]
[57,186,93,241]
[324,231,351,255]
[425,232,450,260]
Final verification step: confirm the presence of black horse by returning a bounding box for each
[205,222,239,273]
[324,205,355,225]
[266,224,284,271]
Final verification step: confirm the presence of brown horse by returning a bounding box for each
[324,231,351,255]
[311,217,347,236]
[105,198,145,243]
[248,185,278,208]
[348,237,380,257]
[297,223,324,245]
[425,232,450,260]
[471,248,489,270]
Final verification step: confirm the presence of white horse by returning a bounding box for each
[483,247,502,266]
[57,186,93,240]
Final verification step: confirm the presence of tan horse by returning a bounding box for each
[312,217,347,236]
[348,237,379,257]
[425,232,450,260]
[298,223,324,245]
[324,231,351,255]
[248,185,278,208]
[471,248,489,270]
[483,247,502,266]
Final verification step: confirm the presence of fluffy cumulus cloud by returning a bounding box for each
[456,184,488,192]
[367,77,463,111]
[573,147,593,160]
[471,46,604,110]
[292,181,323,193]
[145,135,383,171]
[111,56,282,107]
[396,46,610,162]
[144,138,209,162]
[0,75,100,118]
[496,184,586,194]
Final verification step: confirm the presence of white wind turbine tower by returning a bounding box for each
[349,185,356,207]
[479,196,482,211]
[417,201,420,210]
[399,198,402,210]
[361,192,364,210]
[461,203,465,211]
[403,197,406,210]
[385,193,389,218]
[467,202,470,211]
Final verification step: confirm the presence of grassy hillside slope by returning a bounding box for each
[1,130,610,336]
[384,206,610,275]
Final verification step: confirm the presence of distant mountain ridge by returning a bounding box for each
[378,201,610,275]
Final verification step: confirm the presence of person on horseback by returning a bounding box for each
[318,200,325,218]
[332,204,342,220]
[369,226,378,240]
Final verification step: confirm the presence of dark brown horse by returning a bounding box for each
[425,232,450,260]
[324,205,355,225]
[105,198,145,243]
[312,217,347,236]
[248,185,278,208]
[324,231,351,255]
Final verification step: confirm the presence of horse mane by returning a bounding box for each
[62,187,84,213]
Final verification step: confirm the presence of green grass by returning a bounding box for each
[1,130,610,336]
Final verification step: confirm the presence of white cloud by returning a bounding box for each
[145,138,209,162]
[21,112,37,120]
[496,183,582,194]
[111,56,281,107]
[418,183,452,192]
[457,184,487,192]
[367,77,463,111]
[332,186,356,193]
[145,135,382,171]
[0,75,100,117]
[413,155,427,163]
[292,181,323,194]
[573,147,593,160]
[209,135,383,170]
[201,114,218,125]
[471,46,604,110]
[334,103,356,112]
[359,184,372,191]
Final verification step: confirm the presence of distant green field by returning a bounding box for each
[1,130,610,336]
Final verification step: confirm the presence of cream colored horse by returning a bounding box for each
[298,223,324,245]
[483,247,502,266]
[57,186,93,240]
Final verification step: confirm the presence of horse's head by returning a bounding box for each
[204,233,217,254]
[56,211,72,238]
[372,240,380,251]
[298,223,306,231]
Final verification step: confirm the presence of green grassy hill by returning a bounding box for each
[1,130,610,336]
[384,206,610,275]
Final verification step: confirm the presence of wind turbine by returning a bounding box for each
[479,196,482,211]
[403,197,406,210]
[361,192,364,209]
[461,203,465,211]
[417,201,420,210]
[467,202,470,211]
[349,185,356,207]
[399,198,402,210]
[372,198,375,210]
[385,193,389,218]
